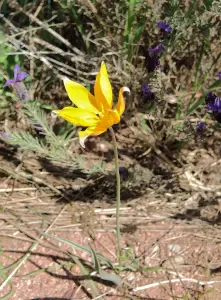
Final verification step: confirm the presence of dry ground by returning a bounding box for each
[1,127,221,299]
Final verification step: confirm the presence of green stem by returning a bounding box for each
[109,127,121,262]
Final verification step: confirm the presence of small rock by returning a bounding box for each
[168,244,181,254]
[163,255,185,268]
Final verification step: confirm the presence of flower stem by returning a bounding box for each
[109,126,121,262]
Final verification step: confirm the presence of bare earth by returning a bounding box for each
[1,218,221,299]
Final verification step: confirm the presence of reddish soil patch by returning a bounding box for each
[1,219,221,299]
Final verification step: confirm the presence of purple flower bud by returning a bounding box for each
[141,83,152,94]
[196,122,206,135]
[157,21,172,33]
[205,91,216,105]
[205,92,221,123]
[34,123,43,135]
[119,167,129,180]
[207,97,221,113]
[27,117,43,134]
[218,71,221,80]
[146,44,164,73]
[13,82,29,102]
[148,44,164,56]
[4,64,28,87]
[141,83,154,102]
[1,131,11,140]
[34,124,42,130]
[3,65,29,102]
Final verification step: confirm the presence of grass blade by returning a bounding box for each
[44,233,113,268]
[90,247,121,286]
[0,262,14,300]
[72,255,100,298]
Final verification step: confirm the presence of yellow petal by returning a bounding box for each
[64,78,99,113]
[94,62,113,111]
[55,107,99,127]
[114,87,130,116]
[99,110,120,129]
[79,126,107,148]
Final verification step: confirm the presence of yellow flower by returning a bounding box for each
[54,62,130,147]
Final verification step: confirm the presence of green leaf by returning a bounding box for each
[90,246,101,275]
[140,119,151,132]
[186,0,198,18]
[186,94,205,115]
[0,262,14,300]
[99,272,121,286]
[44,233,113,268]
[0,288,14,300]
[194,40,205,90]
[72,255,100,297]
[133,16,146,44]
[90,247,121,285]
[208,80,221,90]
[203,0,214,9]
[115,265,137,271]
[39,104,56,110]
[176,86,183,120]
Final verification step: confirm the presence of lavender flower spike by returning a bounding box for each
[205,91,216,105]
[141,83,152,94]
[3,64,28,87]
[196,122,206,135]
[157,20,172,32]
[205,92,221,123]
[3,64,29,101]
[148,44,164,56]
[142,83,153,99]
[207,97,221,113]
[218,71,221,80]
[1,131,11,140]
[146,44,164,73]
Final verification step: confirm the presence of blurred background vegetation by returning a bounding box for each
[1,0,220,122]
[0,1,220,171]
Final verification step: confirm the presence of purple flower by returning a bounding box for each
[148,44,164,56]
[1,131,11,140]
[34,123,44,135]
[27,116,43,134]
[205,92,221,123]
[205,91,216,105]
[141,83,154,102]
[157,20,172,32]
[196,122,206,135]
[207,97,221,112]
[146,44,164,73]
[3,65,29,101]
[3,65,28,87]
[218,71,221,80]
[142,83,152,94]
